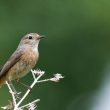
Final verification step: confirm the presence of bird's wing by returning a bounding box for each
[0,50,23,78]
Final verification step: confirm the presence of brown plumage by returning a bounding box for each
[0,33,44,86]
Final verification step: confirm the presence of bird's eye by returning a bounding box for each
[28,36,33,39]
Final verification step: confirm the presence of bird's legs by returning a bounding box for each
[16,79,32,90]
[8,80,21,99]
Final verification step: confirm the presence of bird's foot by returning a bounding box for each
[14,92,21,100]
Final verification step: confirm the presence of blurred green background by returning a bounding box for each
[0,0,110,110]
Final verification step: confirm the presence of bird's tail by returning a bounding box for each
[0,75,7,87]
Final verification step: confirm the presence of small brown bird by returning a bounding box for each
[0,33,44,86]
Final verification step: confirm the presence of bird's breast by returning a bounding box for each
[22,48,39,67]
[8,48,39,80]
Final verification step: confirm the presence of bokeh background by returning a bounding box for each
[0,0,110,110]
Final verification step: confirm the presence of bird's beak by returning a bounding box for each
[38,35,45,40]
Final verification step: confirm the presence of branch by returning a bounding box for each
[1,69,64,110]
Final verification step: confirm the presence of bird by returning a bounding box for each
[0,33,44,86]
